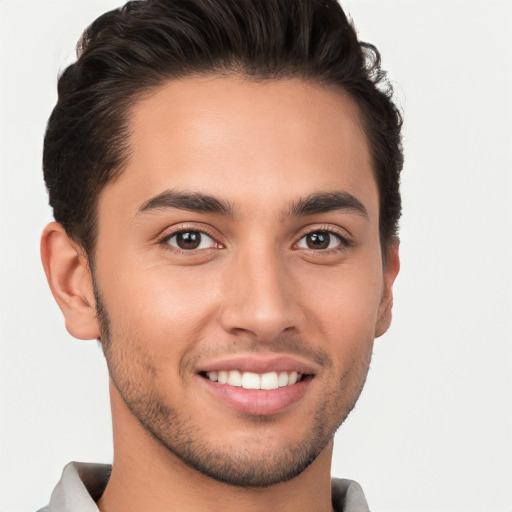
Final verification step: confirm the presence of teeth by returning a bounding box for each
[227,370,242,387]
[278,371,289,387]
[242,372,260,389]
[260,371,278,390]
[206,370,302,390]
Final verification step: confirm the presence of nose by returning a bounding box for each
[218,248,303,341]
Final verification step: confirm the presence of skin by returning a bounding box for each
[42,76,399,512]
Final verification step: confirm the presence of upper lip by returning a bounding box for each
[197,355,317,375]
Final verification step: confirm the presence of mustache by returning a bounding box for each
[179,335,333,377]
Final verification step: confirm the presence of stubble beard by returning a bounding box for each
[94,284,371,487]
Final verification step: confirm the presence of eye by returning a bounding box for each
[165,230,218,251]
[296,231,344,250]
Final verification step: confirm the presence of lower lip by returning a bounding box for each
[200,376,312,415]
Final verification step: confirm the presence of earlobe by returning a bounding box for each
[41,222,100,340]
[375,241,400,338]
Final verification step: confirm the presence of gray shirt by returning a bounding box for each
[38,461,370,512]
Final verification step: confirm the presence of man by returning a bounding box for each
[39,0,402,510]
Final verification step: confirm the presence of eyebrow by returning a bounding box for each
[137,190,236,217]
[287,191,368,219]
[137,189,367,220]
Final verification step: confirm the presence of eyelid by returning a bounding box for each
[158,223,224,252]
[293,224,354,251]
[166,231,217,250]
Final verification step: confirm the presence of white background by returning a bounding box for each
[0,1,511,511]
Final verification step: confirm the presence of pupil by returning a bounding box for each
[177,231,201,250]
[307,232,330,250]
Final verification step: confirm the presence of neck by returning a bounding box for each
[97,383,335,512]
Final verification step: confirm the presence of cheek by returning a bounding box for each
[299,257,383,352]
[100,263,221,357]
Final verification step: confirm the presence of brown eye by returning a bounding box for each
[176,231,201,249]
[306,232,329,249]
[297,231,342,250]
[166,231,216,251]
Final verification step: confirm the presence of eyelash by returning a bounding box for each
[159,225,222,255]
[158,225,352,255]
[294,226,353,253]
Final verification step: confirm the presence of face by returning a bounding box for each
[91,76,398,486]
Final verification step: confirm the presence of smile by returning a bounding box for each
[197,355,316,415]
[205,370,303,390]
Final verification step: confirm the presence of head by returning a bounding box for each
[41,0,402,489]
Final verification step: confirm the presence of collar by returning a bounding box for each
[40,462,370,512]
[40,462,110,512]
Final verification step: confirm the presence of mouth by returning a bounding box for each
[201,370,306,390]
[197,356,316,415]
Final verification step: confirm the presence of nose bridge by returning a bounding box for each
[219,242,299,339]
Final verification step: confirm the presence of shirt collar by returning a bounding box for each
[43,462,369,512]
[45,462,110,512]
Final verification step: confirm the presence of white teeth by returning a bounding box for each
[260,371,279,390]
[206,370,302,389]
[227,370,242,387]
[278,371,289,387]
[242,372,261,389]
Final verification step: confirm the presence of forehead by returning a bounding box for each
[101,75,378,221]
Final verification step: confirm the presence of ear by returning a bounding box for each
[375,240,400,338]
[41,222,100,340]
